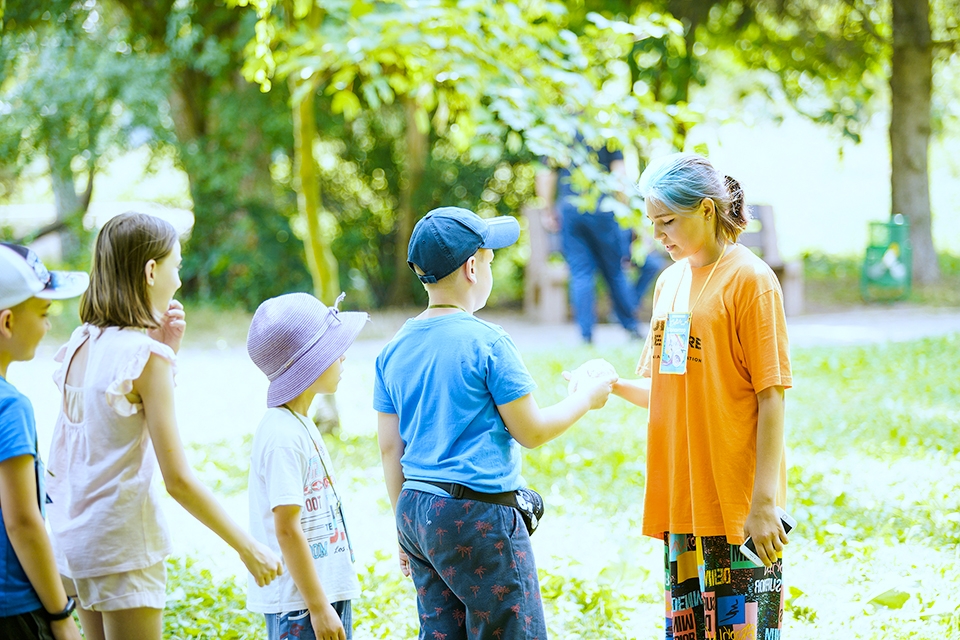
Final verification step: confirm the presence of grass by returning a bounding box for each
[175,333,960,638]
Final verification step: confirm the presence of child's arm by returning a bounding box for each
[273,505,346,640]
[376,412,411,577]
[743,385,789,567]
[497,374,615,448]
[136,354,283,586]
[0,455,82,640]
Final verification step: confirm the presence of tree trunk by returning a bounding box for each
[890,0,939,284]
[47,152,91,263]
[291,77,340,302]
[387,97,429,305]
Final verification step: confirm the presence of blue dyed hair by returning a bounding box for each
[637,153,748,242]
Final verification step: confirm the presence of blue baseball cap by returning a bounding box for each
[407,207,520,284]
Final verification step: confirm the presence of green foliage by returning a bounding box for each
[164,556,265,639]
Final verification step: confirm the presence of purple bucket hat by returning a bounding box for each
[247,292,369,408]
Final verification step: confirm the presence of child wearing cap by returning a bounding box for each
[0,243,87,640]
[246,292,369,640]
[374,206,618,638]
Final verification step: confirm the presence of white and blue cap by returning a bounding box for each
[407,207,521,284]
[0,243,89,310]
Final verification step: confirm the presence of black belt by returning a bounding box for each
[416,480,517,507]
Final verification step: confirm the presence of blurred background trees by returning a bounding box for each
[2,0,957,307]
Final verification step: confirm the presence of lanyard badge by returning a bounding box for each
[658,244,728,376]
[660,312,691,375]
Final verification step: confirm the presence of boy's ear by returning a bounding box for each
[0,309,13,339]
[144,259,157,286]
[464,255,478,284]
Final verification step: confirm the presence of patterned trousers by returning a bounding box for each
[664,533,785,640]
[396,488,548,640]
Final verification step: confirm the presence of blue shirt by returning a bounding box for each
[0,376,44,616]
[374,314,537,493]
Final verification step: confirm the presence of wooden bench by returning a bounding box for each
[522,206,569,323]
[739,204,805,316]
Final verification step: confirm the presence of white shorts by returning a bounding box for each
[62,561,166,612]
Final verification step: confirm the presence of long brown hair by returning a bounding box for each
[80,212,180,329]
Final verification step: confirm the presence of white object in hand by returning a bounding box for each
[567,358,617,395]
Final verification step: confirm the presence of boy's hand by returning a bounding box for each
[51,617,82,640]
[309,603,347,640]
[147,300,186,354]
[242,540,283,587]
[398,544,411,577]
[563,358,618,395]
[577,373,617,410]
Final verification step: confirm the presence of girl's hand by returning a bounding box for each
[743,503,788,567]
[148,300,186,353]
[398,544,411,577]
[310,602,347,640]
[242,540,283,587]
[577,373,617,410]
[50,616,83,640]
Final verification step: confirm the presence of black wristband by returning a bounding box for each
[45,596,76,621]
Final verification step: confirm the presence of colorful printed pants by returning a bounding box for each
[664,533,785,640]
[396,488,548,640]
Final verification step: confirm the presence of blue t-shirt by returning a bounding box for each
[0,376,44,616]
[373,314,537,494]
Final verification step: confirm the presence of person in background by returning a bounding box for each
[536,134,642,343]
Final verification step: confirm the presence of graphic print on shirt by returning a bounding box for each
[652,317,705,367]
[301,452,349,560]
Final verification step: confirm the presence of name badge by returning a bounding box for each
[660,312,691,375]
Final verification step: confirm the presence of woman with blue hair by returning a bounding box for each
[611,153,792,639]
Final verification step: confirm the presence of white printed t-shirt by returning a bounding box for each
[247,407,361,613]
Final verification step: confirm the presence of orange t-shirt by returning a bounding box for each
[636,244,791,544]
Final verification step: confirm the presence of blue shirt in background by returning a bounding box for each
[374,314,536,494]
[0,376,44,616]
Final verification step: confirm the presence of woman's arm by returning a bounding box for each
[136,354,282,586]
[743,385,788,567]
[611,377,651,409]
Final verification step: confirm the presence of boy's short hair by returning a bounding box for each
[247,292,369,408]
[0,243,89,311]
[407,207,520,284]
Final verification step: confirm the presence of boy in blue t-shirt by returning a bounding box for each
[0,244,88,639]
[374,207,617,638]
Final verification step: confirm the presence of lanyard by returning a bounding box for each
[669,244,728,317]
[281,405,355,562]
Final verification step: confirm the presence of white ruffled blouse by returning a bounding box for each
[47,324,177,579]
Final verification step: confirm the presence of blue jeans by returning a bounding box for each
[396,488,548,639]
[265,601,352,640]
[560,204,638,340]
[634,250,667,308]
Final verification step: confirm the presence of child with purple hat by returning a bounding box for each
[374,206,618,638]
[246,292,369,640]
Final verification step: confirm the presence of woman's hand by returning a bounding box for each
[742,503,788,567]
[241,539,284,587]
[148,300,186,353]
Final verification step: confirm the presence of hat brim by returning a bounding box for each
[266,311,369,408]
[480,216,520,250]
[35,271,90,300]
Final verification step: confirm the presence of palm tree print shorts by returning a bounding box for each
[396,488,548,640]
